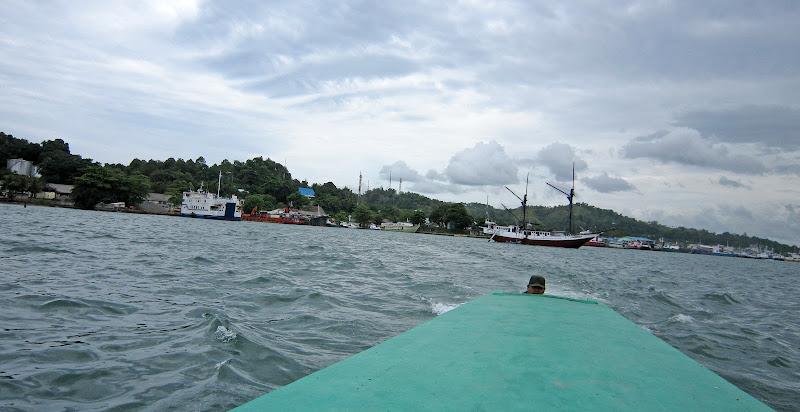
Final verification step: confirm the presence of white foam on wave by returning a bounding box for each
[430,302,461,316]
[669,314,694,324]
[214,325,237,343]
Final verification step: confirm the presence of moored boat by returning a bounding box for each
[585,235,607,247]
[180,173,242,221]
[485,166,598,249]
[485,223,597,248]
[380,221,420,232]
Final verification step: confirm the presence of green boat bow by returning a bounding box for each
[234,292,770,411]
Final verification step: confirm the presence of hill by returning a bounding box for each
[2,131,797,254]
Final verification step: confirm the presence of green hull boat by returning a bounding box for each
[233,292,770,411]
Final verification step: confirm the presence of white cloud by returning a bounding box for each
[379,160,423,182]
[535,143,588,181]
[444,141,518,186]
[583,172,636,193]
[622,128,766,174]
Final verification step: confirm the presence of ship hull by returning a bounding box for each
[491,233,596,249]
[180,213,241,221]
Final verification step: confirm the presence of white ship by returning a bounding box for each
[180,172,242,221]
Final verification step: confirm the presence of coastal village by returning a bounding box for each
[4,156,799,263]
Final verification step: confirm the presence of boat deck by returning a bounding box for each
[233,292,769,411]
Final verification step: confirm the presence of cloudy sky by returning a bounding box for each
[2,1,799,245]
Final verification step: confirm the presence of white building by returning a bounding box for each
[6,158,40,177]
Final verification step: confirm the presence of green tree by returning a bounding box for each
[381,206,401,222]
[410,209,427,225]
[333,211,348,223]
[430,205,447,227]
[372,208,384,225]
[0,132,42,165]
[445,203,474,230]
[287,191,311,208]
[352,204,373,228]
[37,139,94,184]
[243,194,276,214]
[72,167,151,209]
[2,173,41,199]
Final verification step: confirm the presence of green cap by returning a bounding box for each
[528,275,546,288]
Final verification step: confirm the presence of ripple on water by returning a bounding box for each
[1,205,798,411]
[7,245,76,255]
[37,298,139,316]
[702,291,742,305]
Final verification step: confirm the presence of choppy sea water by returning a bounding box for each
[0,204,798,411]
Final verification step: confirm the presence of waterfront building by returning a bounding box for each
[6,158,40,177]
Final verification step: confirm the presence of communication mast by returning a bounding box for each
[357,172,363,204]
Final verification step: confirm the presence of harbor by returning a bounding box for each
[2,2,799,411]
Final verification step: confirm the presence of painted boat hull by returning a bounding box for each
[491,233,596,248]
[233,293,769,411]
[179,213,241,221]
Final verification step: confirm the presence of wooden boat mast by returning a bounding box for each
[546,163,576,234]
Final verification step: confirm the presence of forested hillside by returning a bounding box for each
[2,131,797,253]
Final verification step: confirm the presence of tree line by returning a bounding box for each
[1,131,797,253]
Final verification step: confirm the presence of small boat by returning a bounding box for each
[662,243,681,252]
[585,235,607,247]
[380,221,420,232]
[689,244,714,255]
[712,245,737,257]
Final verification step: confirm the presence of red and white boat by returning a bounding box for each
[484,221,598,249]
[585,235,607,247]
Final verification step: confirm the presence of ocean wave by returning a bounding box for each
[214,326,237,343]
[649,291,683,308]
[702,292,741,305]
[37,298,139,316]
[7,245,76,254]
[191,255,215,264]
[767,356,791,368]
[430,302,460,315]
[668,314,694,324]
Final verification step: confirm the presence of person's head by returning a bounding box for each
[526,275,546,294]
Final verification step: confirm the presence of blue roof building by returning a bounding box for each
[298,187,316,198]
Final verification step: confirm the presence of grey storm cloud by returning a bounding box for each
[622,129,767,174]
[410,179,467,195]
[717,176,750,189]
[675,105,800,150]
[582,172,636,193]
[535,143,588,181]
[379,160,422,182]
[444,141,518,186]
[425,169,447,181]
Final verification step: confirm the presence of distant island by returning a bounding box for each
[2,131,797,254]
